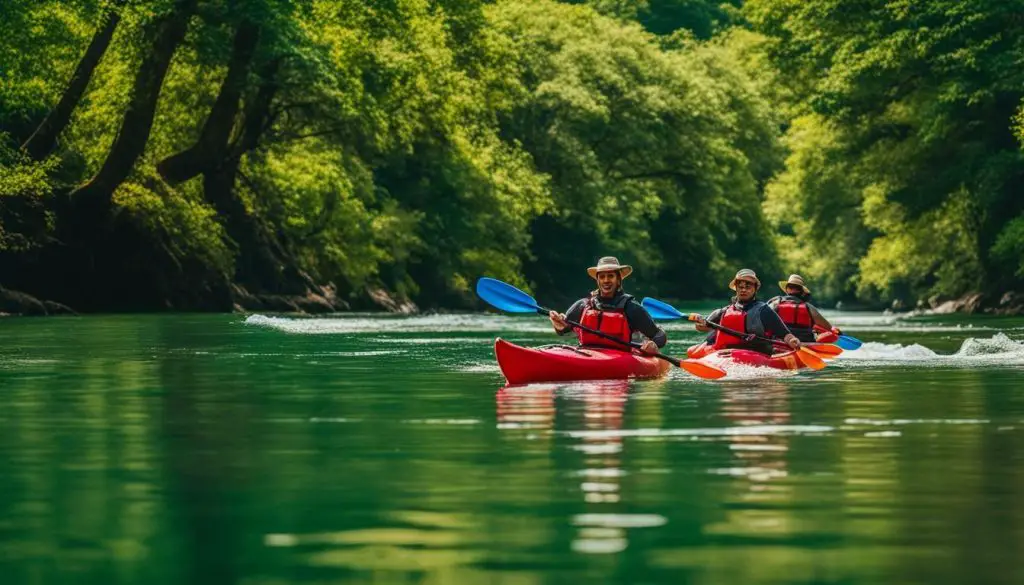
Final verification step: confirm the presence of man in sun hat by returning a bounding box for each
[692,268,800,355]
[766,274,839,342]
[548,256,666,355]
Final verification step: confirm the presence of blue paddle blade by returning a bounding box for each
[476,277,542,314]
[835,335,863,350]
[641,297,686,320]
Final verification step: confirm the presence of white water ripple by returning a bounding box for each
[244,313,551,334]
[561,425,834,439]
[838,333,1024,367]
[244,312,1024,374]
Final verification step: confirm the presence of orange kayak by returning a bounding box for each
[686,327,841,371]
[687,342,806,370]
[494,338,672,384]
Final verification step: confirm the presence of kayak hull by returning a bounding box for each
[813,329,839,344]
[495,338,672,384]
[686,342,805,370]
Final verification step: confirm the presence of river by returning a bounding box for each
[2,308,1023,584]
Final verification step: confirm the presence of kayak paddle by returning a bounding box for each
[803,343,843,357]
[640,297,828,371]
[476,278,727,380]
[814,325,863,350]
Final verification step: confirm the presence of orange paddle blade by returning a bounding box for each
[679,359,727,380]
[805,343,843,357]
[796,347,827,370]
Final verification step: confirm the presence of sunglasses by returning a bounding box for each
[734,281,756,289]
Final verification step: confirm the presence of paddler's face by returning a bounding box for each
[595,271,621,296]
[786,285,803,296]
[734,279,757,301]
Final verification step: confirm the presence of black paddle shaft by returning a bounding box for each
[535,307,681,367]
[698,318,792,349]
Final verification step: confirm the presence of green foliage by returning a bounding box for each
[568,0,740,38]
[857,190,983,299]
[9,0,1018,312]
[749,0,1024,303]
[0,134,58,251]
[241,139,422,292]
[992,215,1024,279]
[0,137,58,199]
[1015,100,1024,146]
[112,178,234,274]
[0,1,99,137]
[763,115,870,300]
[488,0,780,301]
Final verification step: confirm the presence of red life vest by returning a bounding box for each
[712,304,749,350]
[776,297,812,329]
[576,297,632,348]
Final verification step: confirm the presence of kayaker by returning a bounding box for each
[767,274,839,343]
[548,256,667,355]
[694,268,801,355]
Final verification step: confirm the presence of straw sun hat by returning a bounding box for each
[728,268,761,291]
[778,274,811,295]
[587,256,633,279]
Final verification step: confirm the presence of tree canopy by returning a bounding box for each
[1,0,1021,313]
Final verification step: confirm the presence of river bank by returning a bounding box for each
[903,291,1024,317]
[0,282,419,317]
[3,279,1021,319]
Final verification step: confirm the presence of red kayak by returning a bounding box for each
[687,343,805,370]
[494,338,671,384]
[686,339,840,371]
[813,329,840,344]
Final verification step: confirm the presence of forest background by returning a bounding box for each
[2,0,1022,315]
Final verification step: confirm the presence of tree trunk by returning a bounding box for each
[196,57,318,296]
[21,2,124,160]
[157,19,261,185]
[70,0,198,215]
[202,57,280,219]
[201,58,313,294]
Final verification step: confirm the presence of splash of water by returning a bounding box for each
[244,313,551,334]
[838,333,1024,367]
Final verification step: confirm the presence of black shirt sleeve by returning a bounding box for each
[557,299,587,336]
[706,308,725,324]
[625,300,667,347]
[759,303,793,339]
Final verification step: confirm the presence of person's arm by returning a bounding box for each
[760,304,800,349]
[626,301,668,348]
[807,303,834,331]
[695,308,723,332]
[550,299,585,335]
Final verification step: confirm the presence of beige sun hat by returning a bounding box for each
[587,256,633,279]
[778,274,811,294]
[728,268,761,291]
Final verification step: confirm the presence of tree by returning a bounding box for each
[21,1,125,160]
[71,0,200,217]
[566,0,741,38]
[488,0,781,302]
[748,0,1024,301]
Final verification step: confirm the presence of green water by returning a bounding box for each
[2,311,1023,585]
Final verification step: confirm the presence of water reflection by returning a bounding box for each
[717,382,792,484]
[2,315,1024,585]
[497,380,667,556]
[158,318,252,585]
